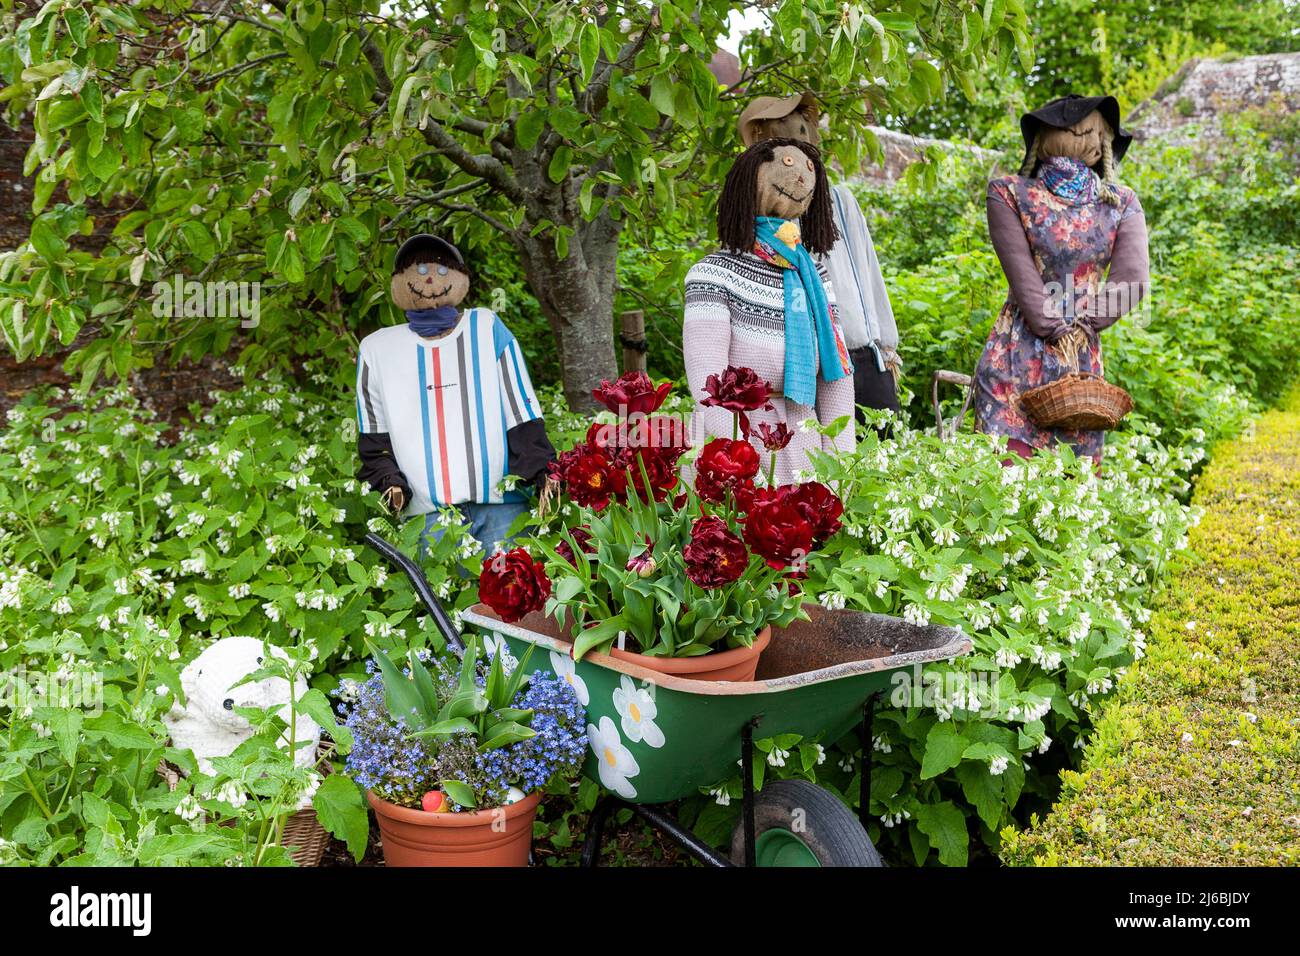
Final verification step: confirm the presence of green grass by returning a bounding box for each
[1001,392,1300,865]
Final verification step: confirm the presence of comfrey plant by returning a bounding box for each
[689,417,1200,865]
[351,635,585,810]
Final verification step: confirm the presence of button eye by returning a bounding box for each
[437,265,448,276]
[782,155,794,166]
[222,698,234,711]
[806,159,814,171]
[417,263,429,275]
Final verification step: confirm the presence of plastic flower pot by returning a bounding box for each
[607,626,772,682]
[367,790,541,867]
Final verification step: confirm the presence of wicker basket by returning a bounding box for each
[1020,372,1133,431]
[157,742,335,867]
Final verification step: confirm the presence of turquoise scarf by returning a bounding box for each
[753,216,853,407]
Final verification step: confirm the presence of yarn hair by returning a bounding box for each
[717,138,839,256]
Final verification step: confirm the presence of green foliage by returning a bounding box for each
[368,633,539,806]
[0,370,480,865]
[908,0,1300,140]
[0,0,1026,404]
[1002,391,1300,865]
[686,420,1203,864]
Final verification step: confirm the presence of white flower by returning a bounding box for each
[612,675,664,748]
[176,793,202,821]
[989,755,1009,776]
[767,746,790,768]
[708,785,731,806]
[819,591,846,611]
[588,716,639,799]
[481,632,518,674]
[228,583,251,599]
[216,780,247,809]
[902,604,930,628]
[550,650,589,706]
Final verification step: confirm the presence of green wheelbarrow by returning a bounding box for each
[367,533,971,867]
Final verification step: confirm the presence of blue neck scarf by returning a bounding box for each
[753,216,853,407]
[406,306,460,337]
[1037,155,1097,203]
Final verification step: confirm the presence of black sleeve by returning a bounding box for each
[507,419,556,489]
[357,433,411,499]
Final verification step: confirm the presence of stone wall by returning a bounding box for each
[1128,52,1300,144]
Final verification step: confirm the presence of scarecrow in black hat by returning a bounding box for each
[973,94,1150,463]
[355,233,555,555]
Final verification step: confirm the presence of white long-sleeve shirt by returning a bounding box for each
[821,184,899,365]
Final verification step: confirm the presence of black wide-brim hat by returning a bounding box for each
[1020,94,1132,176]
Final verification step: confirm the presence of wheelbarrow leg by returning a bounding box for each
[580,795,620,867]
[858,692,882,831]
[740,717,760,867]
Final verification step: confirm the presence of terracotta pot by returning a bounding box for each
[367,790,541,867]
[607,625,771,682]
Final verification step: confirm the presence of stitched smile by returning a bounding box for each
[407,282,452,300]
[774,184,811,204]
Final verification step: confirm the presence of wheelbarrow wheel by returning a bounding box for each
[729,779,883,867]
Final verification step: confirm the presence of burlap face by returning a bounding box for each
[755,143,818,220]
[1037,109,1109,167]
[389,260,470,312]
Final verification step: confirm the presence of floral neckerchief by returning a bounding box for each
[1037,155,1098,204]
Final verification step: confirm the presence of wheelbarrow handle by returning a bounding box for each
[363,532,465,654]
[931,369,975,441]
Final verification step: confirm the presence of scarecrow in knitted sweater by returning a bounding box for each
[683,138,855,485]
[974,94,1150,463]
[739,92,901,421]
[355,234,555,553]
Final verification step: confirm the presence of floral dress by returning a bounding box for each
[974,171,1144,461]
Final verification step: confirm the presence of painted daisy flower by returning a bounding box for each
[612,675,664,747]
[588,716,639,799]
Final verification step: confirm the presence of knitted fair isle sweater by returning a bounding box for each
[683,250,856,486]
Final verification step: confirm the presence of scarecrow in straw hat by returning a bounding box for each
[738,92,901,421]
[974,94,1150,464]
[682,136,855,486]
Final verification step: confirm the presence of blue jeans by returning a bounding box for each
[420,500,530,559]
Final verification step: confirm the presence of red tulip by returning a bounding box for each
[694,438,760,503]
[785,481,844,544]
[684,516,749,589]
[755,421,794,452]
[743,490,815,570]
[592,371,673,416]
[555,525,594,566]
[701,366,774,437]
[479,547,552,623]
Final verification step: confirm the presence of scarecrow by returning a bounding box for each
[355,234,555,552]
[973,94,1150,462]
[739,92,901,419]
[683,137,855,485]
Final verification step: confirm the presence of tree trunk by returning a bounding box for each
[514,210,622,413]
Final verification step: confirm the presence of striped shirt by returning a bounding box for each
[356,308,542,513]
